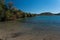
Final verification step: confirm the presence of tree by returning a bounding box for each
[8,2,13,11]
[0,0,7,21]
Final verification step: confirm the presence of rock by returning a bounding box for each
[0,39,2,40]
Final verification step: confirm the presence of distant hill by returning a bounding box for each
[40,12,54,15]
[54,13,60,15]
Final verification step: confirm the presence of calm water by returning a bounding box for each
[20,16,60,31]
[21,16,60,24]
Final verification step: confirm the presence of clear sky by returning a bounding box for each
[6,0,60,14]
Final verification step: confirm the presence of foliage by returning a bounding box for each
[0,0,36,21]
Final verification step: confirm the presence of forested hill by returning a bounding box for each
[0,0,36,21]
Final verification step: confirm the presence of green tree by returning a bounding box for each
[8,2,13,10]
[0,0,7,21]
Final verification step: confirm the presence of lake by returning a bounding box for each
[0,16,60,40]
[20,16,60,31]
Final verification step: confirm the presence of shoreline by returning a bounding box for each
[0,22,60,40]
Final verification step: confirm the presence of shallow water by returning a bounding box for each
[0,16,60,40]
[20,16,60,31]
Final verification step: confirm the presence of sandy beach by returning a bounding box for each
[0,22,60,40]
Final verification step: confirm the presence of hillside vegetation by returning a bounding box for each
[0,0,36,21]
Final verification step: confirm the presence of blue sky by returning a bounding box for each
[6,0,60,14]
